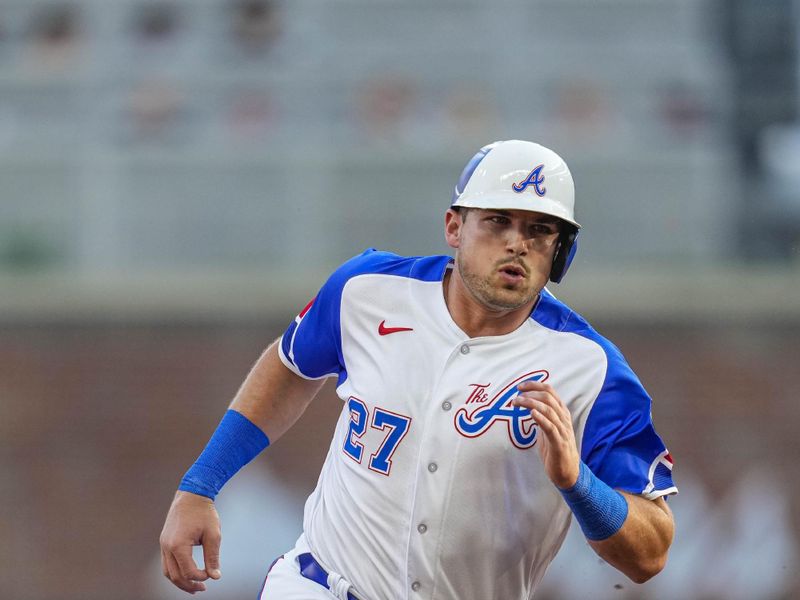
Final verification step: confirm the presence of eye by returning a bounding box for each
[530,223,559,236]
[488,215,510,225]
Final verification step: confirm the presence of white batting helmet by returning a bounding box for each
[451,140,581,229]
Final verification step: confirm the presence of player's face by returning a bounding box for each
[445,208,561,311]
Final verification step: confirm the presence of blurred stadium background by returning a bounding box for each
[1,0,799,598]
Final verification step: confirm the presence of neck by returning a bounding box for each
[443,268,538,338]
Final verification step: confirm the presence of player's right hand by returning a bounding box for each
[159,490,222,594]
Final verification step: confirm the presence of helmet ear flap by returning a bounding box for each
[550,227,579,284]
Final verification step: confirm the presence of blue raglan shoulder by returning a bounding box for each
[280,249,449,384]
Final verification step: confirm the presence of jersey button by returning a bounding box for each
[417,523,427,534]
[460,344,470,355]
[411,581,421,592]
[441,401,452,411]
[427,462,438,473]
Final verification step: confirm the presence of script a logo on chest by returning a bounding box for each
[454,370,549,449]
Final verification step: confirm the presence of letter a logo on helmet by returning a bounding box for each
[512,165,547,197]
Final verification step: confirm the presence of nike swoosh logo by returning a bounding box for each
[378,320,414,336]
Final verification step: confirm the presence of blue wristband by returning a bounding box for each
[178,409,270,500]
[559,461,629,541]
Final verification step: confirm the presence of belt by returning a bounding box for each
[297,552,359,600]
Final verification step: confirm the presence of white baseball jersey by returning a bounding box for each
[278,249,677,600]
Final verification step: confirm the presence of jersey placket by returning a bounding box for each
[405,339,473,599]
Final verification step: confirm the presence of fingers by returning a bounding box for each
[163,547,208,594]
[514,382,571,432]
[202,530,223,580]
[161,548,170,579]
[525,401,572,446]
[525,399,567,436]
[513,381,580,488]
[516,380,565,407]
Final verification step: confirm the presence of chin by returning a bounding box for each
[483,289,536,311]
[498,281,537,300]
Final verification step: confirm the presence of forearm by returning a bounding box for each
[587,493,674,583]
[228,339,325,443]
[179,339,324,500]
[557,460,674,583]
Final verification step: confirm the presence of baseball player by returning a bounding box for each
[160,140,677,599]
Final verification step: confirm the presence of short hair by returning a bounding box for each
[451,206,474,220]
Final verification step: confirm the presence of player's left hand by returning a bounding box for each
[513,381,580,490]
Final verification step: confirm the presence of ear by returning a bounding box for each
[444,208,463,249]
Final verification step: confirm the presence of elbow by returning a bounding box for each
[626,554,668,584]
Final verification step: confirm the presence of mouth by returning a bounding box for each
[497,263,527,283]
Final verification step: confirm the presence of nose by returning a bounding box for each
[505,226,529,256]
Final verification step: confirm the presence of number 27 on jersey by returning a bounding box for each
[342,397,411,476]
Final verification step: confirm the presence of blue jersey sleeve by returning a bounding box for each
[580,342,677,500]
[278,256,360,383]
